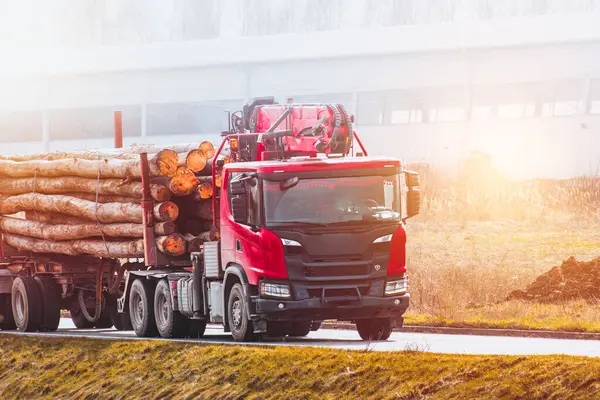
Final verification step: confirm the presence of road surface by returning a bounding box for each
[2,318,600,357]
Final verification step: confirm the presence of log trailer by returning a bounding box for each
[0,98,420,341]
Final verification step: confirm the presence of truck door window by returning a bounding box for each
[228,172,261,227]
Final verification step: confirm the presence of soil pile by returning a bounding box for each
[508,257,600,302]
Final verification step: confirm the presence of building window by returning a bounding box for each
[147,101,241,136]
[0,110,42,143]
[390,109,423,124]
[542,101,582,117]
[428,107,465,123]
[49,106,141,141]
[497,103,535,119]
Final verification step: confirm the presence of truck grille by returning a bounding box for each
[306,286,369,298]
[303,264,369,278]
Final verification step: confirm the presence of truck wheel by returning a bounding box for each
[266,322,287,338]
[94,304,113,329]
[154,280,188,338]
[34,276,61,332]
[188,319,207,339]
[11,276,42,332]
[227,283,256,342]
[356,318,392,341]
[288,321,311,337]
[129,279,158,337]
[0,295,16,330]
[69,306,95,329]
[106,293,132,331]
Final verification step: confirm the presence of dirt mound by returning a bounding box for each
[508,257,600,302]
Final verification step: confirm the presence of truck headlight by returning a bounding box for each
[385,278,408,295]
[281,238,301,247]
[373,234,393,244]
[260,282,291,298]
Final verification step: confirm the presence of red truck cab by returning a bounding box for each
[217,155,414,341]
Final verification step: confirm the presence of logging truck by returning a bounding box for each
[0,98,420,341]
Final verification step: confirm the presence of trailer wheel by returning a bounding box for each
[227,283,256,342]
[129,279,158,337]
[356,318,392,341]
[34,276,61,332]
[11,276,42,332]
[0,295,16,330]
[106,293,132,331]
[69,306,95,329]
[154,280,188,338]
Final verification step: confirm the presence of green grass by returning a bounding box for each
[1,335,600,399]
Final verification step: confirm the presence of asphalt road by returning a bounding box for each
[3,318,600,357]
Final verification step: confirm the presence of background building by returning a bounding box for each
[1,0,600,178]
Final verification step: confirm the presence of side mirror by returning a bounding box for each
[231,195,248,224]
[404,171,420,220]
[406,188,420,219]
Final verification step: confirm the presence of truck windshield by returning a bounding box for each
[263,175,400,227]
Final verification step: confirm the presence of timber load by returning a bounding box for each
[0,141,224,259]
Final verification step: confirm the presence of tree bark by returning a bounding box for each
[25,211,88,225]
[156,233,186,257]
[0,194,178,223]
[0,150,179,179]
[16,193,139,204]
[0,177,170,202]
[0,216,175,240]
[3,233,146,258]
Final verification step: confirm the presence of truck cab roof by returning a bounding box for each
[223,156,402,174]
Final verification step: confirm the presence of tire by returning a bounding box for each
[0,294,16,330]
[129,279,158,337]
[288,321,311,337]
[188,319,207,339]
[227,283,256,342]
[266,321,287,338]
[106,293,132,331]
[154,280,188,338]
[94,304,113,329]
[34,276,61,332]
[11,276,42,332]
[356,318,393,341]
[69,306,95,329]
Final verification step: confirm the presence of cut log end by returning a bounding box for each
[186,149,207,173]
[156,233,186,257]
[169,172,199,196]
[200,141,215,159]
[194,182,213,201]
[151,185,172,202]
[154,201,180,222]
[154,149,180,177]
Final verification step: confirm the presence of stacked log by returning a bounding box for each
[0,142,223,259]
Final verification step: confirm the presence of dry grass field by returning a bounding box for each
[405,154,600,332]
[1,336,600,399]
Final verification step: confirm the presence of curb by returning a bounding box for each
[320,322,600,341]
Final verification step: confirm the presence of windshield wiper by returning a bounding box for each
[270,221,329,228]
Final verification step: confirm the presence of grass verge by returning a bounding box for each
[1,335,600,399]
[404,300,600,333]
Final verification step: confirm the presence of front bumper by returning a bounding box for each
[254,293,409,322]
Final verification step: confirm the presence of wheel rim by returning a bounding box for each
[131,292,143,327]
[156,292,169,329]
[15,291,25,323]
[231,298,243,331]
